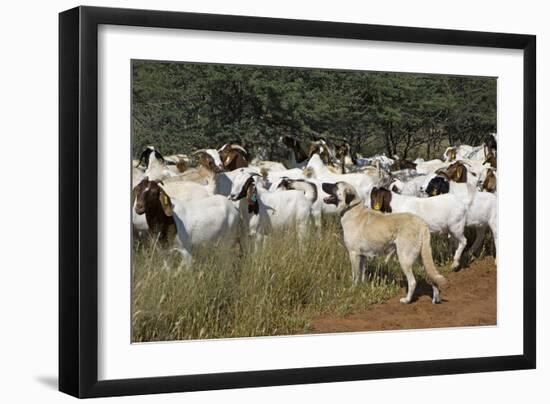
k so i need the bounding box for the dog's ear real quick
[322,182,337,195]
[345,191,355,205]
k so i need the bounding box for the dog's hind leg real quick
[396,247,417,304]
[431,284,441,304]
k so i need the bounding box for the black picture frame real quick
[59,5,536,398]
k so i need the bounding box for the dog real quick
[322,181,448,304]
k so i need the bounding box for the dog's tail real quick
[420,226,448,289]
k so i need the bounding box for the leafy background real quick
[132,60,496,160]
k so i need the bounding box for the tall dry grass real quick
[132,219,489,342]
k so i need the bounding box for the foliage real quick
[132,61,496,160]
[131,219,478,342]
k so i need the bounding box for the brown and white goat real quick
[218,143,249,171]
[280,135,310,168]
[134,178,240,264]
[133,179,177,244]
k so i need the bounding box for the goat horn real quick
[229,144,247,154]
[192,149,208,155]
[218,143,229,152]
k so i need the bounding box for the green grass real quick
[131,219,488,342]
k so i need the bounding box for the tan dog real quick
[322,182,448,304]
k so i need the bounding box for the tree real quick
[132,61,497,161]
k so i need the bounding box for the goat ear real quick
[223,150,237,167]
[456,165,465,182]
[247,184,259,215]
[384,190,393,213]
[176,161,187,173]
[158,189,173,216]
[136,149,149,167]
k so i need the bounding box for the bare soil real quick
[311,257,496,333]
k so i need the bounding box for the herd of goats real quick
[132,134,498,305]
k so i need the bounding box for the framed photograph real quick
[59,6,536,398]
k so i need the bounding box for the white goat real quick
[144,150,177,182]
[229,170,312,248]
[306,154,378,201]
[477,166,497,193]
[131,177,212,237]
[159,190,240,265]
[357,154,395,171]
[414,159,449,175]
[421,175,497,261]
[273,177,325,235]
[389,175,429,197]
[369,187,469,270]
[160,180,211,201]
[421,173,477,207]
[250,159,288,172]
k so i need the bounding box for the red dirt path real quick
[311,257,496,333]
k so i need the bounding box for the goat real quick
[444,142,490,163]
[161,150,228,189]
[436,161,469,183]
[133,179,177,244]
[335,142,354,173]
[135,146,177,182]
[229,170,312,248]
[164,154,190,174]
[309,139,336,166]
[422,175,497,262]
[306,154,379,201]
[250,158,288,172]
[276,177,323,235]
[388,175,429,197]
[132,177,211,237]
[136,146,164,168]
[390,155,417,171]
[280,135,309,168]
[483,150,497,169]
[369,187,468,270]
[443,145,475,162]
[484,133,497,157]
[189,150,262,196]
[478,167,497,193]
[218,143,249,171]
[422,174,477,207]
[414,159,448,175]
[357,154,394,171]
[134,179,240,264]
[193,148,225,172]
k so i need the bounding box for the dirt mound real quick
[311,257,496,333]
